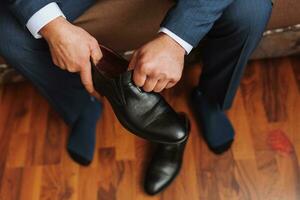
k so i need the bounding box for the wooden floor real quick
[0,56,300,200]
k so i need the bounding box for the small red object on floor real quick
[267,129,294,155]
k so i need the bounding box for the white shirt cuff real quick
[26,2,66,39]
[159,27,193,54]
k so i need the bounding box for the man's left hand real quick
[129,33,185,93]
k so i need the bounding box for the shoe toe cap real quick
[144,173,170,195]
[169,125,187,143]
[148,114,189,144]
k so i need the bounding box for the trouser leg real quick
[198,0,273,110]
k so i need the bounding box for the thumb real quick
[128,51,138,70]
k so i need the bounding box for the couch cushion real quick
[267,0,300,29]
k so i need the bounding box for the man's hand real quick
[129,33,185,93]
[40,17,102,93]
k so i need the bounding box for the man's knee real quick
[223,0,272,38]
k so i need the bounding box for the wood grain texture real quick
[0,56,300,200]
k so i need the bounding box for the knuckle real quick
[140,62,152,73]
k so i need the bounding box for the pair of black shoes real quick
[90,45,189,195]
[90,45,234,195]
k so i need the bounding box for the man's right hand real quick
[40,16,102,93]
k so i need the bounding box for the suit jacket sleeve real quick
[5,0,56,26]
[161,0,234,47]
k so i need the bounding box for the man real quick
[0,0,272,195]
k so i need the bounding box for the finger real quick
[143,77,158,92]
[80,61,94,93]
[133,68,147,87]
[166,81,176,89]
[90,45,102,65]
[128,52,138,70]
[153,79,169,93]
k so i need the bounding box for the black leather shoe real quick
[144,113,190,195]
[190,88,234,154]
[91,45,187,144]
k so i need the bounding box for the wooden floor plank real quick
[19,166,42,200]
[77,167,98,200]
[0,84,27,188]
[229,90,256,160]
[98,147,117,200]
[25,90,50,166]
[0,167,23,200]
[42,110,66,165]
[97,100,117,148]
